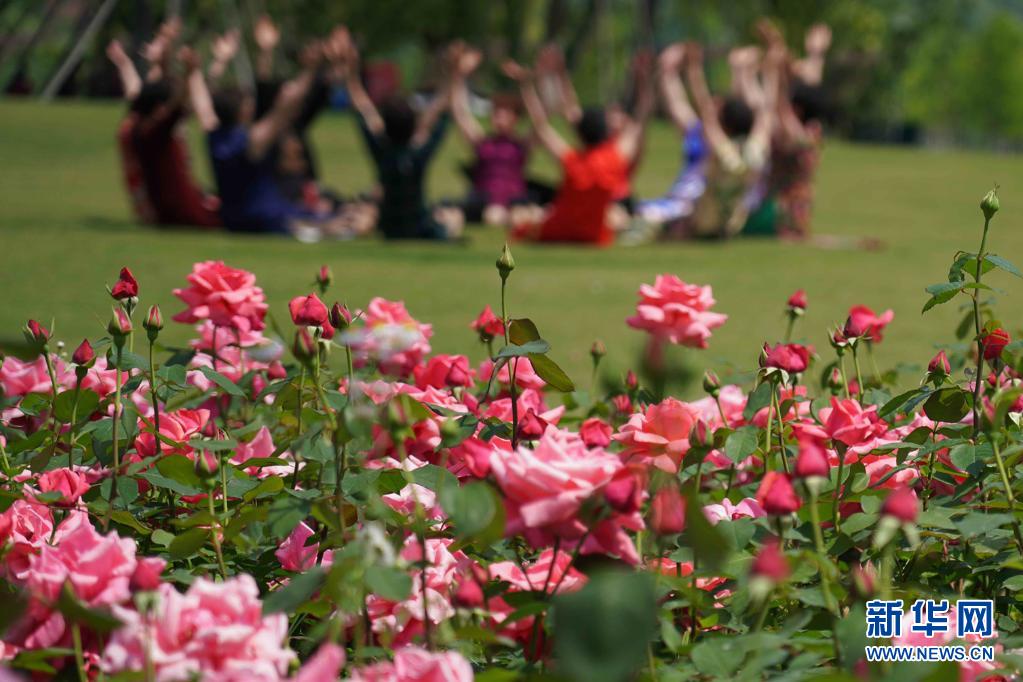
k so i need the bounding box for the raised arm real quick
[185,47,219,132]
[447,42,484,145]
[747,44,781,155]
[729,45,766,110]
[551,48,581,124]
[141,17,181,83]
[254,15,280,81]
[504,60,569,160]
[657,43,697,131]
[106,40,141,102]
[333,28,384,136]
[411,53,453,148]
[684,43,739,163]
[616,50,655,163]
[248,42,321,160]
[208,29,240,84]
[792,22,831,87]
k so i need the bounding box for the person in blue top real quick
[334,27,461,240]
[186,40,350,238]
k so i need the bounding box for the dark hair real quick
[576,106,609,147]
[212,87,244,127]
[380,96,416,146]
[490,92,521,116]
[791,81,828,124]
[131,80,171,116]
[720,96,754,137]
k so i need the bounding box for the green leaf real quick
[365,566,413,601]
[527,353,575,392]
[683,487,730,571]
[411,464,459,494]
[156,454,203,488]
[439,480,499,540]
[263,567,325,615]
[922,281,965,313]
[879,388,929,419]
[743,382,773,421]
[495,340,551,358]
[922,387,971,423]
[267,493,312,538]
[508,318,541,344]
[954,512,1013,539]
[56,582,122,633]
[198,366,246,397]
[53,389,100,423]
[138,471,203,496]
[168,527,209,560]
[948,444,976,471]
[553,571,657,682]
[985,253,1022,278]
[724,426,759,463]
[691,637,745,677]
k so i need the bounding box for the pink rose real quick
[173,261,268,332]
[755,471,802,515]
[760,343,812,374]
[489,427,640,563]
[288,293,329,327]
[0,499,54,581]
[134,408,212,459]
[477,357,546,392]
[293,644,345,682]
[0,355,69,397]
[35,468,90,506]
[613,397,701,473]
[102,575,294,682]
[276,521,333,572]
[350,298,433,377]
[580,417,613,448]
[350,647,473,682]
[626,275,727,348]
[470,305,504,341]
[822,397,888,448]
[846,304,894,343]
[702,497,766,524]
[413,354,474,389]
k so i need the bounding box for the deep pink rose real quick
[881,486,919,523]
[760,343,811,373]
[110,267,138,300]
[36,468,90,506]
[102,575,294,681]
[471,305,504,340]
[134,408,212,459]
[413,354,474,389]
[0,499,54,581]
[613,397,701,473]
[755,471,802,515]
[293,643,345,682]
[350,298,433,377]
[750,538,789,582]
[846,304,894,342]
[350,647,473,682]
[580,417,613,448]
[173,261,268,332]
[650,487,686,535]
[288,293,329,327]
[276,521,333,572]
[981,327,1011,361]
[794,436,831,479]
[626,275,727,348]
[822,397,887,447]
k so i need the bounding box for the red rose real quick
[289,293,329,327]
[794,436,831,479]
[470,305,504,341]
[71,339,95,367]
[580,418,613,448]
[750,538,789,582]
[111,267,139,300]
[928,350,950,376]
[756,471,802,515]
[981,328,1010,361]
[516,408,549,441]
[650,487,686,535]
[787,289,807,312]
[881,486,918,523]
[760,343,811,373]
[36,468,90,506]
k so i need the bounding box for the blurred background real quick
[4,0,1023,148]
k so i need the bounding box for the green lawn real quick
[2,99,1022,394]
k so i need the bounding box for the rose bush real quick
[2,190,1023,680]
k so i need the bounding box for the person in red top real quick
[107,40,154,223]
[504,58,652,245]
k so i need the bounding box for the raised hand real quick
[212,30,240,64]
[179,45,200,73]
[254,15,280,53]
[659,43,686,72]
[805,23,832,55]
[106,39,129,65]
[501,59,531,83]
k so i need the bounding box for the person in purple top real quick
[448,42,531,226]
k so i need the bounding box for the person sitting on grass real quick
[187,41,350,238]
[107,19,219,228]
[503,56,653,246]
[448,41,531,226]
[337,28,461,240]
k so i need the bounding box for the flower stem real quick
[771,389,789,474]
[808,490,837,615]
[972,217,991,439]
[67,378,81,468]
[991,439,1023,555]
[207,490,228,579]
[148,338,161,435]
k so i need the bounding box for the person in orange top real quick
[504,58,652,245]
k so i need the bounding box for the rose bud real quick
[37,468,90,506]
[452,576,484,608]
[827,366,844,394]
[292,327,318,363]
[496,243,515,280]
[689,418,713,449]
[702,370,720,397]
[981,328,1010,361]
[829,327,849,353]
[612,394,632,414]
[794,436,830,481]
[604,468,644,514]
[471,305,504,342]
[842,315,868,340]
[927,350,950,379]
[25,319,51,346]
[786,289,807,314]
[590,339,607,362]
[72,339,95,367]
[650,487,686,535]
[268,360,287,380]
[516,408,548,441]
[750,538,789,583]
[195,453,219,486]
[626,370,639,391]
[131,556,167,591]
[315,265,332,292]
[981,187,1000,221]
[143,305,164,333]
[580,417,613,448]
[755,471,802,515]
[107,307,133,336]
[289,293,329,327]
[329,302,353,331]
[851,563,877,600]
[445,362,472,388]
[760,342,811,374]
[110,267,139,300]
[881,486,918,524]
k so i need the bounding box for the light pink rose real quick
[187,321,275,390]
[613,397,701,473]
[350,647,473,682]
[134,408,212,459]
[0,499,54,581]
[482,388,564,426]
[626,275,727,348]
[490,427,641,563]
[292,643,345,682]
[349,298,433,377]
[231,426,296,479]
[173,260,268,333]
[102,575,294,682]
[0,355,66,396]
[477,357,546,392]
[276,521,333,572]
[702,498,766,524]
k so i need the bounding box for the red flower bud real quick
[329,302,353,331]
[702,370,720,396]
[470,305,504,341]
[110,267,139,300]
[72,339,95,367]
[842,315,868,340]
[650,487,686,535]
[143,305,164,332]
[516,408,548,441]
[787,289,807,312]
[452,576,484,608]
[604,467,644,514]
[881,486,918,524]
[289,293,329,327]
[794,436,831,479]
[981,328,1010,361]
[267,360,287,380]
[26,319,50,344]
[292,327,318,362]
[750,538,789,583]
[689,418,713,449]
[316,265,332,289]
[107,307,133,336]
[580,417,613,448]
[755,471,802,515]
[612,394,632,414]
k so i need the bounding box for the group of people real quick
[109,17,831,245]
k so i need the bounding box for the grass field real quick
[2,99,1023,394]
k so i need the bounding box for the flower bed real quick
[1,191,1022,680]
